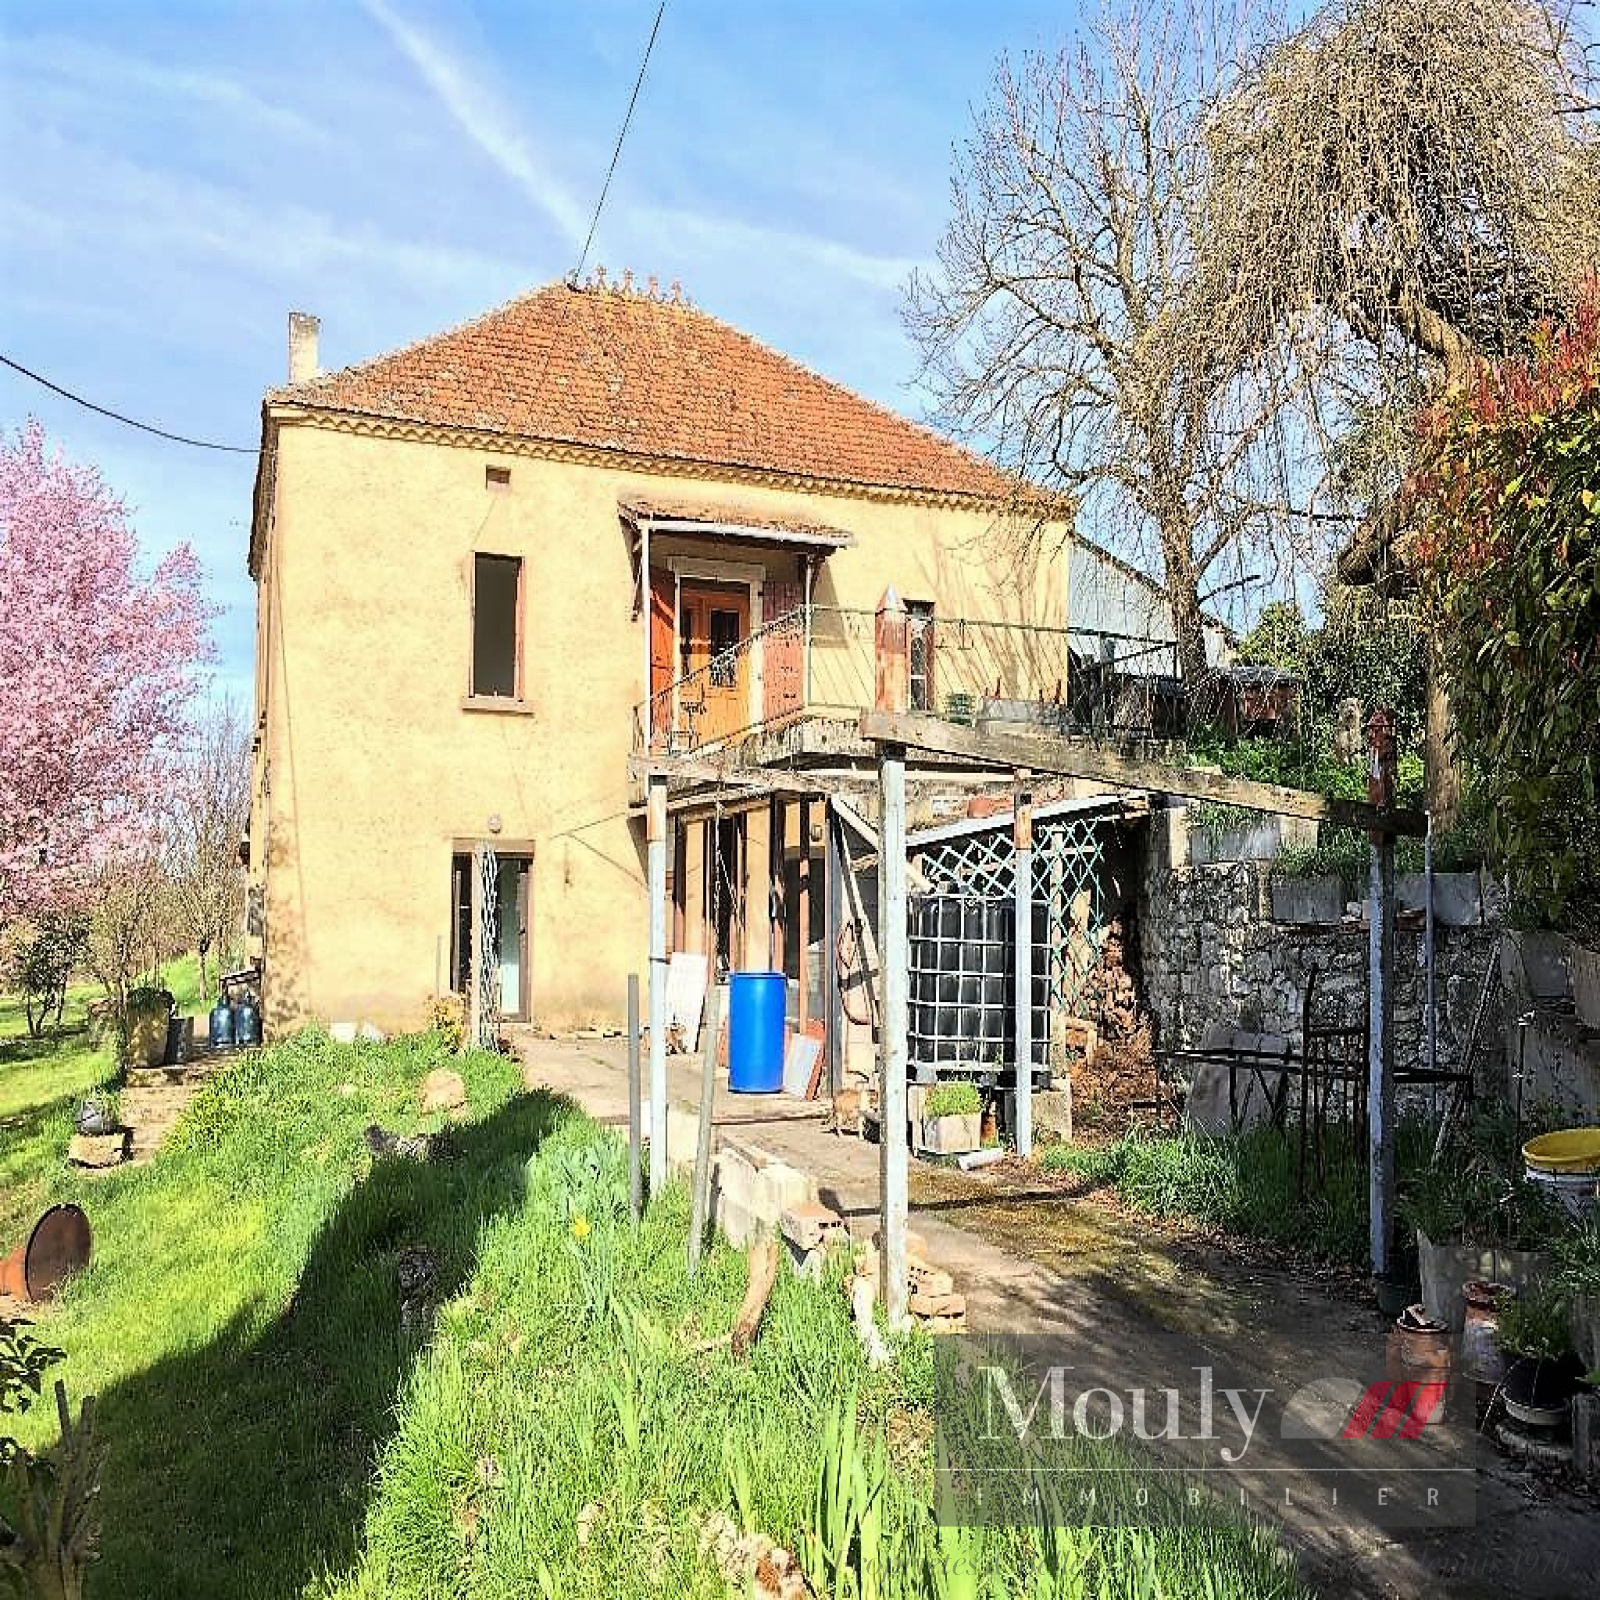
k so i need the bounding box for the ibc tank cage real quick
[904,797,1127,1088]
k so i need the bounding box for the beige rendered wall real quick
[253,421,1066,1035]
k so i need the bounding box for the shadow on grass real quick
[0,1023,94,1072]
[82,1088,568,1599]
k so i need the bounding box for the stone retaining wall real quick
[1136,807,1505,1096]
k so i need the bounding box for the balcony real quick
[632,602,1182,758]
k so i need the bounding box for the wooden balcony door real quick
[678,584,750,745]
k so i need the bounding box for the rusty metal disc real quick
[24,1204,91,1299]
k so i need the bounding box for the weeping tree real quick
[1205,0,1599,815]
[906,1,1327,687]
[1204,0,1600,584]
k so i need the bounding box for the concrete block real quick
[712,1147,758,1211]
[666,1101,701,1176]
[780,1200,844,1252]
[717,1197,758,1248]
[330,1022,358,1044]
[751,1159,815,1223]
[920,1113,981,1155]
[1395,871,1483,927]
[1270,877,1344,925]
[1183,1057,1286,1136]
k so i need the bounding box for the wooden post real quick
[1367,708,1398,1278]
[797,798,812,1034]
[1013,775,1034,1159]
[768,795,784,972]
[874,587,910,1328]
[875,586,909,724]
[825,803,845,1095]
[627,972,642,1223]
[689,982,722,1275]
[647,772,669,1200]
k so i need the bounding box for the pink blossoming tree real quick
[0,420,212,924]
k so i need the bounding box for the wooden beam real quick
[857,712,1427,838]
[629,752,867,800]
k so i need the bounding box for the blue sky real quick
[0,0,1079,704]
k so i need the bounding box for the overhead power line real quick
[3,4,667,458]
[572,1,665,283]
[0,354,259,455]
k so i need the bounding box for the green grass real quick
[1039,1119,1437,1267]
[1,1022,1314,1599]
[1,956,203,1245]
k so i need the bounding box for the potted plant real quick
[921,1081,983,1156]
[1496,1284,1585,1429]
[123,980,174,1069]
[1401,1123,1563,1330]
[1554,1219,1600,1374]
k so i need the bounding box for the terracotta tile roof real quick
[269,281,1016,500]
[616,491,853,544]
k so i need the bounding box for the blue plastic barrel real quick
[727,971,786,1093]
[209,1001,235,1049]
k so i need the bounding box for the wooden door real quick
[648,571,674,748]
[763,578,804,722]
[679,585,750,745]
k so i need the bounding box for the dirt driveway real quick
[518,1035,1598,1599]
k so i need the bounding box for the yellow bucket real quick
[1522,1128,1600,1174]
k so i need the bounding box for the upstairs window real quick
[472,553,522,699]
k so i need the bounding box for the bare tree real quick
[84,847,166,1046]
[907,2,1329,684]
[166,698,250,1000]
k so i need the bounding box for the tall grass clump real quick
[1040,1116,1437,1266]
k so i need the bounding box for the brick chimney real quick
[287,311,320,384]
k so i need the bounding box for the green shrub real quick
[1497,1284,1575,1362]
[1040,1118,1437,1267]
[924,1081,981,1118]
[0,910,90,1037]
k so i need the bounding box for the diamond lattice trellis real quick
[909,815,1109,1013]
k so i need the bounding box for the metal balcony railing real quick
[631,604,1182,756]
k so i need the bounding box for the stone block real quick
[419,1068,466,1115]
[68,1130,128,1168]
[1270,877,1344,925]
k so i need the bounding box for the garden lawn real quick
[0,956,200,1245]
[6,1026,1311,1600]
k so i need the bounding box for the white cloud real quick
[360,0,586,244]
[629,206,922,295]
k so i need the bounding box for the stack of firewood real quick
[1081,918,1140,1041]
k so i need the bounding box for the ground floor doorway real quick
[450,848,532,1021]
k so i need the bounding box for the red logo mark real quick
[1341,1381,1446,1440]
